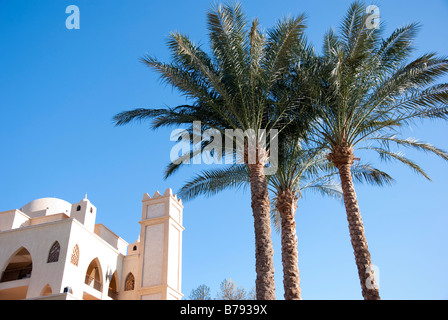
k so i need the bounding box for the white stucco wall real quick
[0,210,30,232]
[0,190,184,300]
[142,223,164,288]
[60,219,125,300]
[0,219,72,298]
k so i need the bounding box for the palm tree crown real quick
[113,2,316,300]
[313,2,448,169]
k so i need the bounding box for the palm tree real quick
[113,2,312,299]
[310,1,448,299]
[268,140,394,300]
[177,136,392,300]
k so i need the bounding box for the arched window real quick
[40,284,52,296]
[85,258,103,292]
[1,247,32,283]
[47,241,60,263]
[70,244,79,266]
[76,205,81,211]
[108,271,119,299]
[90,207,93,213]
[124,272,135,291]
[133,245,137,251]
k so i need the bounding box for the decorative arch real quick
[70,244,79,266]
[84,258,103,292]
[47,241,60,263]
[40,284,52,296]
[108,271,119,299]
[124,272,135,291]
[1,247,33,283]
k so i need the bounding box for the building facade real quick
[0,188,184,300]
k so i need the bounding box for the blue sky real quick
[1,0,447,300]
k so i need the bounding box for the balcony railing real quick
[84,275,102,292]
[0,267,32,283]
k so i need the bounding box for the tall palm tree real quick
[113,2,313,299]
[268,140,394,300]
[177,137,392,300]
[310,1,448,299]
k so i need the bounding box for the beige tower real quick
[137,188,184,300]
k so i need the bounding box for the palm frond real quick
[373,135,448,161]
[177,165,250,201]
[269,199,281,234]
[113,108,169,126]
[363,147,431,180]
[264,14,307,88]
[350,162,394,186]
[376,22,420,72]
[302,181,343,200]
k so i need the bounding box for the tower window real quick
[124,273,135,291]
[47,241,60,263]
[90,207,93,213]
[76,205,81,211]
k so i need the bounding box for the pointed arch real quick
[47,241,60,263]
[1,247,33,283]
[40,284,52,296]
[124,272,135,291]
[84,258,103,292]
[108,271,119,299]
[70,244,79,266]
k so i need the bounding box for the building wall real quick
[60,219,126,300]
[0,210,31,232]
[120,253,139,299]
[0,219,72,298]
[0,190,184,300]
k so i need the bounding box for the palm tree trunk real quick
[276,189,301,300]
[331,148,380,300]
[248,162,276,300]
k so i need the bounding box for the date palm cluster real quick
[114,1,448,300]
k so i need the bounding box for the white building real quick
[0,188,184,300]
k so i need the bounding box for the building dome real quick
[21,197,72,217]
